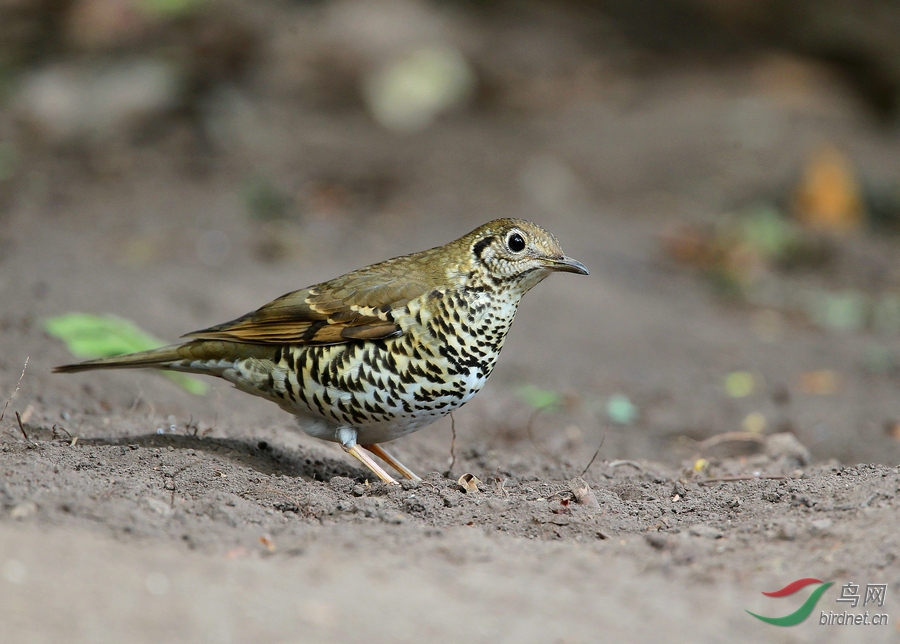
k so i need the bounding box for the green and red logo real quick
[746,578,834,626]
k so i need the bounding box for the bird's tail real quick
[53,341,275,375]
[54,344,190,373]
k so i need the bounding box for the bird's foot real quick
[362,444,422,481]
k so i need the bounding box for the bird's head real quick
[461,218,588,291]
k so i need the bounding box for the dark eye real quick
[507,232,526,253]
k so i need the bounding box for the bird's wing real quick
[182,258,440,345]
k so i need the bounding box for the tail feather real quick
[54,340,278,375]
[53,345,187,373]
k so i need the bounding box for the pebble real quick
[776,521,799,540]
[765,432,810,465]
[688,524,723,539]
[644,533,671,550]
[809,518,833,535]
[146,497,173,516]
[10,502,37,520]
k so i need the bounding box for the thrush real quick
[55,218,588,484]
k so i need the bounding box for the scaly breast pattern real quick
[237,285,522,444]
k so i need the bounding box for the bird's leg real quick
[338,427,398,485]
[362,444,422,481]
[343,445,398,485]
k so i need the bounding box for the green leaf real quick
[606,393,637,425]
[741,205,795,259]
[516,385,562,411]
[724,371,755,398]
[45,313,209,395]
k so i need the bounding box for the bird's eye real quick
[507,232,526,253]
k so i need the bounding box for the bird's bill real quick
[547,256,589,275]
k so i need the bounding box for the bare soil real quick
[1,5,900,642]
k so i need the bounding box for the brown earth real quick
[2,3,900,643]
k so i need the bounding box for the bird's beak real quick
[548,255,589,275]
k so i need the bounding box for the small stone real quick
[569,477,600,510]
[334,500,355,513]
[378,511,405,525]
[403,497,427,514]
[765,432,810,465]
[776,521,799,540]
[3,559,27,584]
[10,502,37,520]
[329,476,355,494]
[400,479,419,490]
[644,533,671,550]
[146,497,173,516]
[688,524,723,539]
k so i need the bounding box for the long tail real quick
[53,341,274,375]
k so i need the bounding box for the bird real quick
[55,218,588,484]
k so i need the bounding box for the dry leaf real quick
[457,473,481,493]
[885,422,900,442]
[792,145,864,234]
[798,370,839,395]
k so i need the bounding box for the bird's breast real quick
[236,286,524,442]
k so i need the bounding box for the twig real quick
[698,475,790,485]
[579,432,606,477]
[265,485,315,518]
[0,356,28,424]
[447,412,457,472]
[493,473,509,498]
[609,459,644,471]
[698,431,765,450]
[15,411,29,442]
[51,425,72,441]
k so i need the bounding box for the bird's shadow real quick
[77,432,367,482]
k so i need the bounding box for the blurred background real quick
[3,0,900,470]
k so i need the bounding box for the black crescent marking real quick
[472,235,495,260]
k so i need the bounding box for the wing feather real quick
[182,254,441,345]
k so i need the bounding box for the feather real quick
[181,253,446,346]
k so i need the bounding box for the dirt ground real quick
[2,2,900,643]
